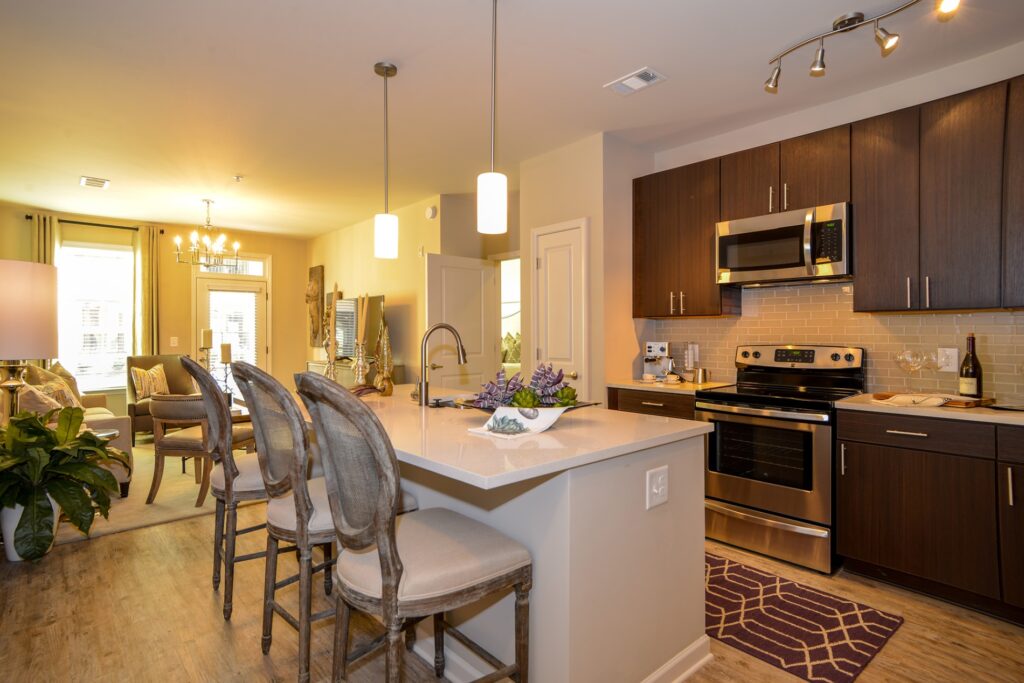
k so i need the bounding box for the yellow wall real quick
[306,195,442,374]
[439,191,521,258]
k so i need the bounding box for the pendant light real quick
[374,62,399,259]
[477,0,507,235]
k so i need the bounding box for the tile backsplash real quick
[655,283,1024,401]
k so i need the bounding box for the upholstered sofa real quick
[126,354,198,444]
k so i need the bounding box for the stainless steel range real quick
[695,344,865,573]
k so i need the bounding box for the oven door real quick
[696,402,832,525]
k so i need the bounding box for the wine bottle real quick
[958,333,983,398]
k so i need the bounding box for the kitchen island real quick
[356,385,714,683]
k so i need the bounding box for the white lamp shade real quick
[0,260,58,360]
[476,171,508,234]
[374,213,399,259]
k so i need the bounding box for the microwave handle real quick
[803,209,815,276]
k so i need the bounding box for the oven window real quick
[719,225,805,271]
[708,420,813,490]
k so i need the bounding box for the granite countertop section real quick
[837,393,1024,427]
[606,379,732,395]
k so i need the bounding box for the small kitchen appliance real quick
[695,344,866,573]
[642,341,673,379]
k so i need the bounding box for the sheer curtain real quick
[31,213,61,266]
[133,225,159,355]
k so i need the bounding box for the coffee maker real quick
[643,341,674,379]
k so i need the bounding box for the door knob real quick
[429,363,444,370]
[566,371,579,380]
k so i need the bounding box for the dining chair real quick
[295,371,533,683]
[181,356,268,621]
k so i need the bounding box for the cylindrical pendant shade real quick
[477,172,508,234]
[374,213,399,259]
[0,260,58,360]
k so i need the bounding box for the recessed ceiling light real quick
[79,175,110,189]
[603,67,667,96]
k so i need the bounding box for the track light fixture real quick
[763,0,960,92]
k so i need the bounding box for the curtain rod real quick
[24,214,139,232]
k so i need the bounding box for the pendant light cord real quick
[384,71,389,214]
[490,0,497,173]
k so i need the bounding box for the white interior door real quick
[533,219,588,399]
[425,254,499,394]
[195,277,268,394]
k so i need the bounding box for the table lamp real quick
[0,260,58,419]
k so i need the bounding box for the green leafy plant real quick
[487,415,528,435]
[554,385,578,407]
[510,388,541,408]
[0,408,129,560]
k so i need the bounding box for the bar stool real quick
[181,356,269,621]
[296,371,533,683]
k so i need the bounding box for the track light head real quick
[764,63,781,93]
[937,0,960,20]
[810,41,826,76]
[874,22,900,54]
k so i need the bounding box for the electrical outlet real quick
[645,466,669,510]
[938,347,958,372]
[169,336,179,348]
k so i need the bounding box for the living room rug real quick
[54,444,260,545]
[705,553,903,683]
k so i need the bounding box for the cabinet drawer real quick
[838,410,995,459]
[615,389,695,420]
[998,426,1024,464]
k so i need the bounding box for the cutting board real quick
[871,392,995,408]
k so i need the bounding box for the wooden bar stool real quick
[181,356,269,621]
[296,371,533,683]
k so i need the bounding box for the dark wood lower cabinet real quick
[836,441,1000,599]
[999,463,1024,608]
[607,388,694,420]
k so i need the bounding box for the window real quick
[200,257,264,276]
[57,244,135,391]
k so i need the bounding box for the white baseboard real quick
[642,635,713,683]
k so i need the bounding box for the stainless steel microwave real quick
[715,202,850,285]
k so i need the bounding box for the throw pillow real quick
[17,383,62,414]
[131,364,170,399]
[48,361,83,401]
[34,378,82,409]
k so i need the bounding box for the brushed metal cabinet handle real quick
[641,401,665,407]
[840,443,847,476]
[769,185,774,213]
[679,291,686,314]
[886,429,929,438]
[1010,467,1016,508]
[925,276,931,309]
[906,276,912,309]
[783,182,789,210]
[669,291,675,315]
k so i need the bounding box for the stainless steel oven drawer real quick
[706,499,833,573]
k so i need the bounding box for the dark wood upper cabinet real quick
[999,463,1024,608]
[852,108,921,312]
[1003,76,1024,307]
[720,143,780,221]
[836,441,1000,599]
[633,171,679,317]
[920,82,1007,310]
[780,125,851,210]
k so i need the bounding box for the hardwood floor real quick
[2,507,1022,682]
[696,541,1024,683]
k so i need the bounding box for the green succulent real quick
[510,388,541,408]
[487,415,528,435]
[554,385,578,407]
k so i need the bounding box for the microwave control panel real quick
[811,220,843,263]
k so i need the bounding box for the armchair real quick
[79,393,135,498]
[126,354,198,444]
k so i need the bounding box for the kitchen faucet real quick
[418,323,468,406]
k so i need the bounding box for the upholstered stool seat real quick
[337,507,531,602]
[211,452,266,494]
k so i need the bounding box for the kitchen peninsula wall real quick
[655,284,1024,401]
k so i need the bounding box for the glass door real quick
[195,277,267,396]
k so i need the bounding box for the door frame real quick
[530,217,590,396]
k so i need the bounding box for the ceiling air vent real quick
[79,175,110,189]
[603,67,667,95]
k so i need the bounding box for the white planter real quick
[1,494,60,562]
[485,406,569,436]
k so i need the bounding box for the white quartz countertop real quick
[606,379,732,395]
[837,393,1024,426]
[357,385,713,489]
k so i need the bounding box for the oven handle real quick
[695,401,831,423]
[706,500,829,538]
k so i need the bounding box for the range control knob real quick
[831,353,841,362]
[844,353,855,362]
[741,351,750,359]
[752,351,761,359]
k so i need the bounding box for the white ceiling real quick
[0,0,1021,237]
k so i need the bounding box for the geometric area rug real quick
[705,553,903,683]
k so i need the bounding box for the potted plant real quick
[475,365,580,435]
[0,407,129,561]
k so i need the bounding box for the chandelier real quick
[173,199,240,270]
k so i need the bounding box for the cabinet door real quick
[1004,76,1024,307]
[632,171,679,317]
[999,463,1024,608]
[779,125,851,210]
[675,158,735,316]
[720,143,779,220]
[836,441,1000,598]
[920,82,1006,310]
[852,108,921,311]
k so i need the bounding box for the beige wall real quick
[439,191,521,258]
[0,200,33,260]
[656,284,1024,401]
[306,195,442,374]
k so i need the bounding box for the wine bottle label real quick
[959,378,978,396]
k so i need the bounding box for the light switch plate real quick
[646,465,669,510]
[938,347,958,372]
[169,336,179,348]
